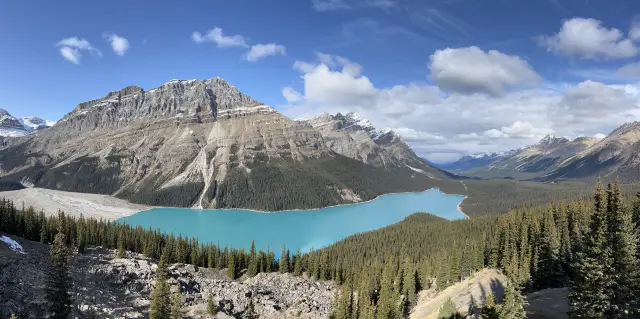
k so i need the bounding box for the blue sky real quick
[3,0,640,161]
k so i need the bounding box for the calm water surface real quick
[118,189,465,252]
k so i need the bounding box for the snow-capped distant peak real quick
[0,108,55,137]
[371,128,394,140]
[20,116,55,130]
[343,112,375,131]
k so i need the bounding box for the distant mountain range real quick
[444,123,640,182]
[0,109,55,137]
[0,78,459,210]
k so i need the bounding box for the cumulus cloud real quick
[103,33,129,56]
[280,53,640,160]
[55,37,101,64]
[552,80,636,126]
[192,27,248,48]
[483,129,508,139]
[538,18,638,59]
[429,46,541,97]
[245,43,286,62]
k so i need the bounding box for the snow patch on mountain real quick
[0,235,25,254]
[0,108,55,137]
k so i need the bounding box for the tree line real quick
[1,181,639,318]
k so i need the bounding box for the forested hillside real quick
[1,181,639,318]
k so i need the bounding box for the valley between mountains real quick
[3,77,640,319]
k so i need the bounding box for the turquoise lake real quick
[118,189,466,253]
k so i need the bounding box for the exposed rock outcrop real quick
[0,235,336,319]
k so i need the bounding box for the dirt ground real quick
[0,188,150,221]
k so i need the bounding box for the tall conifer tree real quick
[45,230,73,319]
[569,182,610,318]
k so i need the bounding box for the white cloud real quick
[282,87,303,103]
[311,0,395,11]
[594,133,607,139]
[552,80,637,126]
[630,18,640,42]
[192,27,248,48]
[500,121,554,139]
[312,0,349,11]
[55,37,101,64]
[538,17,638,59]
[429,46,541,97]
[617,62,640,77]
[59,47,81,64]
[245,43,286,62]
[483,129,508,139]
[103,33,129,56]
[280,53,640,158]
[391,128,444,142]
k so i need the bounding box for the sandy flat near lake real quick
[0,188,150,221]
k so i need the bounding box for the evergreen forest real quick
[1,181,639,318]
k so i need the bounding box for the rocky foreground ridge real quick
[0,235,336,319]
[0,77,458,210]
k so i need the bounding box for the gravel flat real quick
[0,188,150,221]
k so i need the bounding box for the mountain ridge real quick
[0,77,457,210]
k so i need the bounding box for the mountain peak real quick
[60,77,263,126]
[539,134,569,146]
[0,109,54,137]
[609,121,640,137]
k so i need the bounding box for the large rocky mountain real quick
[306,112,445,178]
[0,78,455,210]
[459,135,601,179]
[538,122,640,182]
[0,109,54,137]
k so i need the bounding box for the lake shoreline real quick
[135,187,468,219]
[0,186,469,221]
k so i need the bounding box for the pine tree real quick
[117,230,125,258]
[293,248,303,276]
[378,257,400,319]
[438,297,461,319]
[207,245,215,268]
[45,230,73,319]
[498,284,526,319]
[569,182,611,318]
[227,249,237,279]
[605,182,639,318]
[331,284,353,319]
[536,207,563,288]
[279,244,290,273]
[190,242,198,266]
[480,294,499,319]
[245,298,256,319]
[150,250,172,319]
[207,292,217,315]
[171,290,182,319]
[77,223,86,254]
